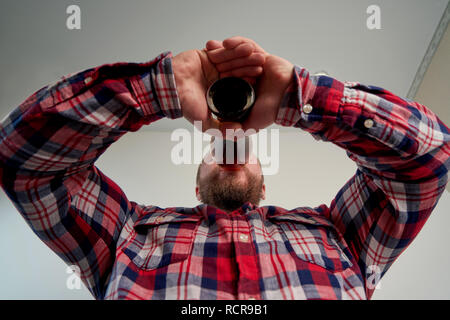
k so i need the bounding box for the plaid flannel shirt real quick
[0,52,448,300]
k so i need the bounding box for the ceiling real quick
[0,0,448,133]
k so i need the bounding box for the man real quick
[0,36,448,300]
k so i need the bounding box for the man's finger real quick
[223,36,254,49]
[216,53,265,73]
[219,66,263,78]
[206,42,253,64]
[205,40,223,51]
[223,36,266,54]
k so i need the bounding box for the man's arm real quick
[0,52,182,298]
[207,36,449,298]
[275,67,449,298]
[0,44,265,298]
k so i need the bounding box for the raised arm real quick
[0,52,182,298]
[277,68,449,298]
[0,45,266,298]
[206,36,450,298]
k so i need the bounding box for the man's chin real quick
[198,165,263,211]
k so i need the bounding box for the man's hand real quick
[205,36,295,132]
[172,44,265,133]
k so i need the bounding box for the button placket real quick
[232,214,260,300]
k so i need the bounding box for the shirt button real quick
[239,234,249,242]
[303,104,313,114]
[364,119,374,128]
[84,76,93,85]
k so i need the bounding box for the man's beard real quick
[198,166,263,212]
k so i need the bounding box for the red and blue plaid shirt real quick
[0,52,448,300]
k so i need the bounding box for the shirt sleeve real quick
[0,52,182,299]
[276,66,450,298]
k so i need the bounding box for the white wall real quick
[415,22,450,126]
[414,22,450,192]
[1,129,448,299]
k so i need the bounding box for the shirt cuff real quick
[130,51,183,120]
[275,66,344,128]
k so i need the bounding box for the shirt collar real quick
[193,202,258,217]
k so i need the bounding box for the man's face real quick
[196,152,266,212]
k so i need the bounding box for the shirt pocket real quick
[123,210,202,271]
[269,213,353,272]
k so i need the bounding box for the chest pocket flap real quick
[269,212,353,271]
[123,210,202,271]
